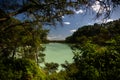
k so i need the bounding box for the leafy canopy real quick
[0,0,120,25]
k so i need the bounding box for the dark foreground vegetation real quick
[1,11,120,80]
[63,19,120,80]
[0,0,120,80]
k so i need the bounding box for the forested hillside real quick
[66,19,120,45]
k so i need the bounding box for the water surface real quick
[43,43,74,70]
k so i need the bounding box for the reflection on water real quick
[43,43,74,70]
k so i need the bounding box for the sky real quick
[44,1,120,40]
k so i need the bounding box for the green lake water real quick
[43,43,74,70]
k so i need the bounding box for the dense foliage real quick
[66,19,120,45]
[0,58,46,80]
[0,17,48,62]
[0,0,120,25]
[0,0,120,80]
[0,17,48,79]
[1,14,120,80]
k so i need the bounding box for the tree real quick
[0,0,74,25]
[0,0,120,79]
[65,19,120,45]
[63,41,120,80]
[0,0,120,25]
[0,17,48,79]
[0,58,47,80]
[44,62,59,74]
[0,17,48,64]
[64,19,120,80]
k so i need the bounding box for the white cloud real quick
[70,29,76,33]
[106,19,113,22]
[96,19,114,23]
[91,1,111,13]
[91,1,102,13]
[63,22,70,25]
[62,16,65,18]
[74,9,84,14]
[87,22,93,25]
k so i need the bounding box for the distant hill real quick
[48,40,65,43]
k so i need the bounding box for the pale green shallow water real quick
[43,43,74,70]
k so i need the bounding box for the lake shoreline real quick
[43,43,74,71]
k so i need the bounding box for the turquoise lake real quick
[43,43,74,70]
